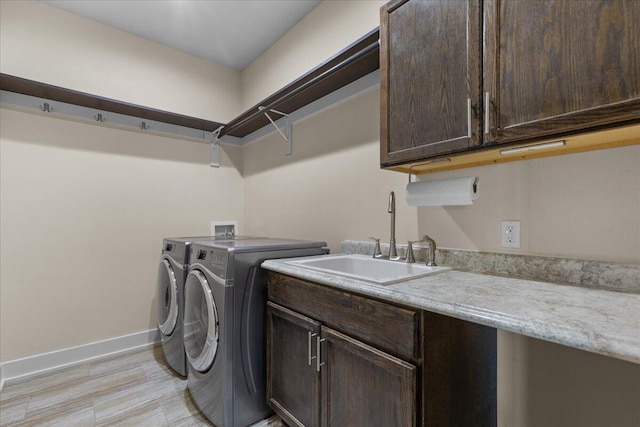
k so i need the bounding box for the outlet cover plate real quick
[501,220,521,248]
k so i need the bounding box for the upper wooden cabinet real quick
[380,0,482,166]
[484,0,640,146]
[381,0,640,170]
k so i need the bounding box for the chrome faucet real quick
[388,191,398,259]
[406,235,438,265]
[421,235,437,266]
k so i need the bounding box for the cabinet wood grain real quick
[484,0,640,144]
[321,326,417,427]
[266,303,321,427]
[266,271,497,426]
[381,0,482,166]
[268,272,420,362]
[381,0,640,171]
[422,311,497,426]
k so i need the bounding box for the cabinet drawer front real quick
[268,272,420,362]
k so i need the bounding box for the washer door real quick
[184,270,219,373]
[157,259,178,336]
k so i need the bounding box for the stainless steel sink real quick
[286,254,451,285]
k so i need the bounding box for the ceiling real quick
[41,0,322,71]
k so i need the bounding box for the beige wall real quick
[0,107,243,360]
[0,0,240,122]
[240,0,386,111]
[498,334,640,427]
[415,145,640,262]
[241,87,418,252]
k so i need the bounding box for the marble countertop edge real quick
[262,259,640,365]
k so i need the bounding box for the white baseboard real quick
[0,329,160,388]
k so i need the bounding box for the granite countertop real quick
[262,251,640,365]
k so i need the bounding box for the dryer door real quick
[184,270,220,373]
[157,258,179,336]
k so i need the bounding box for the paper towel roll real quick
[405,176,478,206]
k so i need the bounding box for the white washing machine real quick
[156,236,259,376]
[184,238,326,426]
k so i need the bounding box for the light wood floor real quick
[0,344,285,426]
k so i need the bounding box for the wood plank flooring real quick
[0,344,285,426]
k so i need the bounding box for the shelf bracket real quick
[209,125,224,168]
[258,106,292,155]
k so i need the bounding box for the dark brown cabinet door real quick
[381,0,482,167]
[484,0,640,145]
[266,302,321,427]
[320,326,417,427]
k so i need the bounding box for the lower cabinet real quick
[266,272,497,427]
[321,326,417,426]
[267,303,321,427]
[267,302,416,426]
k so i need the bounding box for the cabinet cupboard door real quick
[381,0,482,167]
[266,302,321,427]
[484,0,640,144]
[320,326,417,427]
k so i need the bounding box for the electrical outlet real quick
[501,220,521,248]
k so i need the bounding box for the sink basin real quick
[286,254,451,285]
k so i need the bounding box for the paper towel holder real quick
[408,161,478,190]
[405,175,479,206]
[407,158,452,183]
[408,163,478,194]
